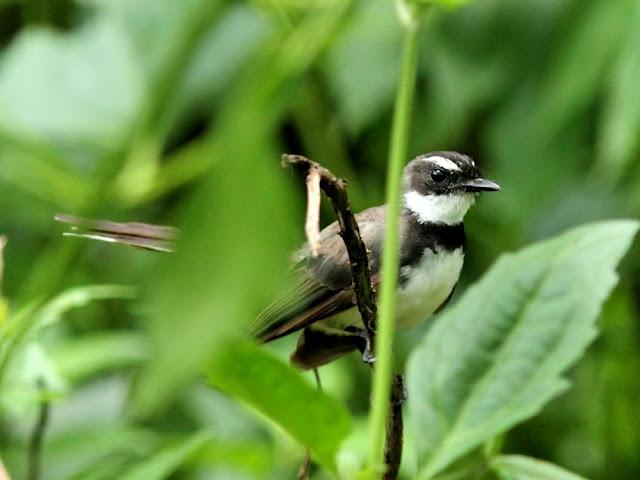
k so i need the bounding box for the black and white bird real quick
[252,151,499,369]
[56,151,499,370]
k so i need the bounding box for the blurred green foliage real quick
[0,0,639,479]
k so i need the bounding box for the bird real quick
[55,151,499,370]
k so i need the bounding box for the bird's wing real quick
[251,206,385,342]
[55,214,179,252]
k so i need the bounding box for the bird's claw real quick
[345,326,376,366]
[361,328,376,366]
[362,347,376,365]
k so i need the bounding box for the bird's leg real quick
[312,368,323,392]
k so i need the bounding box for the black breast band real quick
[399,215,466,269]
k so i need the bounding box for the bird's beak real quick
[463,177,501,192]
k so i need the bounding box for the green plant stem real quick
[368,16,422,478]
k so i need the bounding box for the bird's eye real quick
[431,168,446,182]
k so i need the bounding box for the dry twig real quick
[384,375,406,479]
[305,168,322,256]
[282,154,404,479]
[282,154,377,355]
[0,457,11,480]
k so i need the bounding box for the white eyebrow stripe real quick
[429,156,461,171]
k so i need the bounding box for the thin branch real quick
[384,375,405,480]
[283,154,404,479]
[27,379,50,480]
[282,154,377,354]
[312,368,323,392]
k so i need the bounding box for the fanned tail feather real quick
[55,214,179,253]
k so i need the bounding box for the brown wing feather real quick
[251,206,385,342]
[258,289,355,342]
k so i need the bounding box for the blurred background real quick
[0,0,639,478]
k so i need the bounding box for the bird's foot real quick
[345,326,376,366]
[362,345,376,365]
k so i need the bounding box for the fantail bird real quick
[56,151,500,369]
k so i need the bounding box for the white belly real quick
[315,247,464,334]
[395,247,464,329]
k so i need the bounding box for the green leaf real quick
[428,0,472,6]
[81,0,219,82]
[490,455,588,480]
[208,339,352,473]
[50,331,149,384]
[528,0,633,140]
[27,285,136,333]
[407,221,639,479]
[0,285,136,380]
[119,431,212,480]
[595,2,640,182]
[169,5,270,136]
[131,0,350,416]
[407,0,473,8]
[0,343,66,417]
[323,0,402,134]
[0,18,144,158]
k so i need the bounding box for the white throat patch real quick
[404,191,475,225]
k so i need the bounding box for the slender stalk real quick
[368,14,423,478]
[27,380,50,480]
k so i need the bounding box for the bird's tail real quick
[54,214,179,253]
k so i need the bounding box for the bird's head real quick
[402,151,500,225]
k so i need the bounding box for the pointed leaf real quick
[323,0,402,134]
[490,455,588,480]
[528,0,633,140]
[50,331,149,383]
[408,221,639,479]
[0,285,136,380]
[119,431,212,480]
[0,19,144,156]
[208,339,352,473]
[595,3,640,181]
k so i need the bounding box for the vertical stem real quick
[368,17,422,478]
[27,380,50,480]
[383,375,406,479]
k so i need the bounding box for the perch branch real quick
[282,154,377,356]
[384,375,405,479]
[282,154,403,479]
